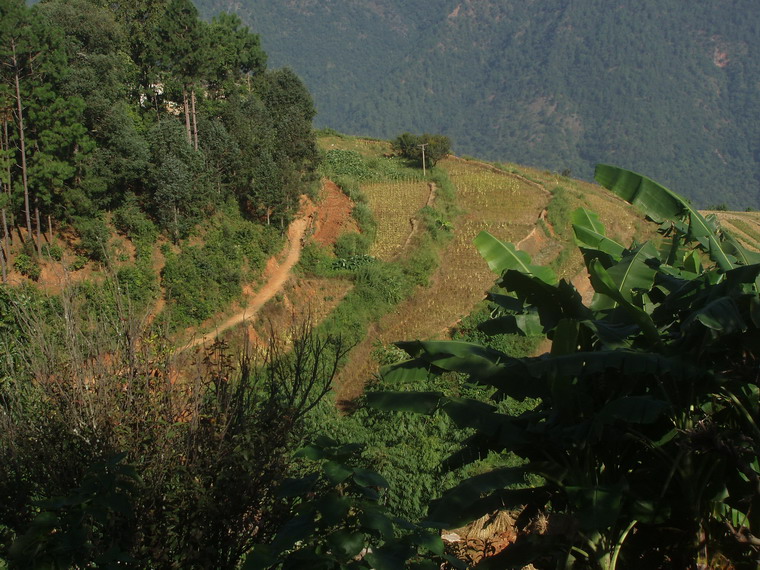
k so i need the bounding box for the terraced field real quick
[363,179,432,259]
[334,157,554,400]
[711,211,760,252]
[220,133,751,402]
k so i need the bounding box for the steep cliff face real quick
[196,0,760,208]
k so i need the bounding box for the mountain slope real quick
[195,0,760,209]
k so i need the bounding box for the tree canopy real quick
[0,0,317,252]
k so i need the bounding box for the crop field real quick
[335,157,555,400]
[396,158,549,329]
[362,179,432,259]
[710,211,760,252]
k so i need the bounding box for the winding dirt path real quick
[176,208,312,355]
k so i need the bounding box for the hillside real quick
[4,126,760,564]
[182,134,760,401]
[194,0,760,210]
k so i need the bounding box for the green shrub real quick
[42,244,63,262]
[13,254,40,281]
[354,262,408,306]
[546,185,574,239]
[332,176,365,202]
[113,195,158,243]
[334,232,371,259]
[351,203,376,238]
[116,264,157,308]
[298,241,334,277]
[400,239,439,287]
[67,256,87,272]
[74,216,112,263]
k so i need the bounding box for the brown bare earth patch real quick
[311,179,358,247]
[3,226,140,294]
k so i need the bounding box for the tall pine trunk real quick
[183,89,192,145]
[34,201,42,257]
[191,89,199,151]
[0,241,6,284]
[1,209,9,262]
[11,39,32,244]
[2,115,12,249]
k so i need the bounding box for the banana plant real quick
[369,167,760,568]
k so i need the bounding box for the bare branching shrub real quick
[0,286,349,568]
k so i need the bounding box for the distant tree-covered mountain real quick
[194,0,760,209]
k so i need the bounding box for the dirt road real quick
[176,213,311,354]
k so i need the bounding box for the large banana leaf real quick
[477,312,544,336]
[722,231,760,266]
[572,207,626,259]
[393,340,513,378]
[588,259,662,345]
[592,242,659,311]
[500,271,591,330]
[595,164,735,271]
[474,231,557,284]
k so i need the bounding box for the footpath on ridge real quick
[176,198,315,355]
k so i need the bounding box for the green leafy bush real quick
[74,216,112,263]
[42,244,63,262]
[12,254,40,281]
[334,231,371,259]
[351,203,376,238]
[116,264,157,308]
[113,194,158,243]
[298,241,334,277]
[354,261,409,306]
[13,253,42,281]
[67,256,87,272]
[332,175,365,202]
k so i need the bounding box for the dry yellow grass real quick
[363,179,432,259]
[383,158,549,332]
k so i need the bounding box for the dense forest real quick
[195,0,760,210]
[0,0,317,284]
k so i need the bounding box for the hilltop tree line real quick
[0,0,318,274]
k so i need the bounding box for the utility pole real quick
[418,143,428,177]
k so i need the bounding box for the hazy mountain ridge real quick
[196,0,760,208]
